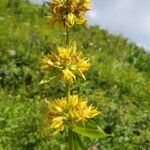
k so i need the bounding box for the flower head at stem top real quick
[47,0,91,28]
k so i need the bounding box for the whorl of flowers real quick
[48,0,91,27]
[41,0,104,144]
[46,95,100,135]
[41,44,90,83]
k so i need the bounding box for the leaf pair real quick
[70,121,113,150]
[73,126,112,139]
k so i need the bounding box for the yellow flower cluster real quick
[46,95,100,134]
[48,0,91,27]
[42,44,90,83]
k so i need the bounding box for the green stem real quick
[66,83,74,150]
[66,26,70,47]
[65,24,73,150]
[68,129,74,150]
[66,83,70,103]
[64,11,73,149]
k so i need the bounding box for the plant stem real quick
[65,24,70,104]
[65,22,73,150]
[66,26,70,47]
[65,82,72,150]
[68,128,74,150]
[66,82,73,150]
[66,83,70,103]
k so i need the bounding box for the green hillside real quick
[0,0,150,149]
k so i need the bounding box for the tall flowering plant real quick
[41,0,110,149]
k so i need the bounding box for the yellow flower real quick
[41,44,90,83]
[62,69,76,83]
[50,116,65,134]
[47,0,91,27]
[57,46,74,61]
[41,54,54,69]
[46,95,100,134]
[69,95,100,122]
[78,0,91,11]
[49,0,65,14]
[77,59,90,80]
[75,17,87,25]
[64,13,75,27]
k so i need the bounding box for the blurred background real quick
[0,0,150,150]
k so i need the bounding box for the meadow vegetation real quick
[0,0,150,149]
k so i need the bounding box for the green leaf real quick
[73,133,85,150]
[72,126,112,139]
[68,131,85,150]
[84,120,99,128]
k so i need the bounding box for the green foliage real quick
[0,1,150,149]
[73,126,110,139]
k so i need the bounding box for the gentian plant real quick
[41,0,111,149]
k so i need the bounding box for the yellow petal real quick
[75,17,87,25]
[62,69,76,83]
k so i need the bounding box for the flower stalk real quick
[66,26,70,46]
[66,82,70,103]
[41,0,108,149]
[68,129,74,150]
[65,10,73,149]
